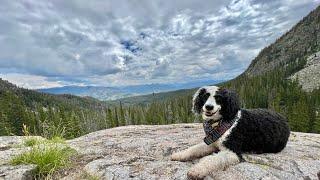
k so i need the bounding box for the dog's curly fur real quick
[171,86,290,179]
[225,109,290,156]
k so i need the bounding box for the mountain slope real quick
[245,6,320,76]
[289,51,320,91]
[107,88,196,106]
[0,78,106,110]
[0,78,108,137]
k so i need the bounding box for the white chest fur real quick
[215,110,241,151]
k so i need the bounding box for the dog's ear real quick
[218,88,240,120]
[192,88,207,114]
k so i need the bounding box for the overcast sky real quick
[0,0,319,89]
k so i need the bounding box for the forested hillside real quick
[0,77,200,139]
[222,5,320,132]
[0,79,108,138]
[107,88,195,106]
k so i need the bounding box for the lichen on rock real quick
[290,51,320,92]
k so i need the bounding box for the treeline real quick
[0,90,106,138]
[105,97,199,128]
[223,60,320,133]
[0,89,200,139]
[106,67,320,134]
[0,78,110,139]
[105,50,320,133]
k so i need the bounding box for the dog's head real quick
[192,86,240,122]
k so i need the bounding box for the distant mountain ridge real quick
[0,78,105,110]
[37,79,222,101]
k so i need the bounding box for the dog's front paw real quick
[171,151,191,162]
[187,166,209,180]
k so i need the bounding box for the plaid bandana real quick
[203,110,241,145]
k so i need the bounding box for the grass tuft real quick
[24,137,42,147]
[23,136,66,147]
[49,136,66,144]
[11,138,76,179]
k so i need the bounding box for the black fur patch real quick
[215,89,240,121]
[193,88,210,114]
[223,109,290,155]
[214,89,290,156]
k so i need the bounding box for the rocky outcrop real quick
[245,6,320,77]
[1,124,320,180]
[0,137,35,180]
[290,51,320,92]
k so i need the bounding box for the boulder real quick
[0,136,35,180]
[66,124,320,180]
[1,124,320,179]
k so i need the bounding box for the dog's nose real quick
[205,105,214,111]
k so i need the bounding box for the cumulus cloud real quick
[0,0,319,88]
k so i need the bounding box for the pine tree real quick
[119,101,126,126]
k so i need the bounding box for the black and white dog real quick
[171,86,290,179]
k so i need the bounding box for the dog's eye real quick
[214,95,222,102]
[201,92,210,97]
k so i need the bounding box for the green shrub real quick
[23,137,43,147]
[11,142,76,178]
[23,136,66,147]
[49,136,66,144]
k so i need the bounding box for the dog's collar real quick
[203,110,241,145]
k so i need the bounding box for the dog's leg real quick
[187,150,240,179]
[171,142,217,162]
